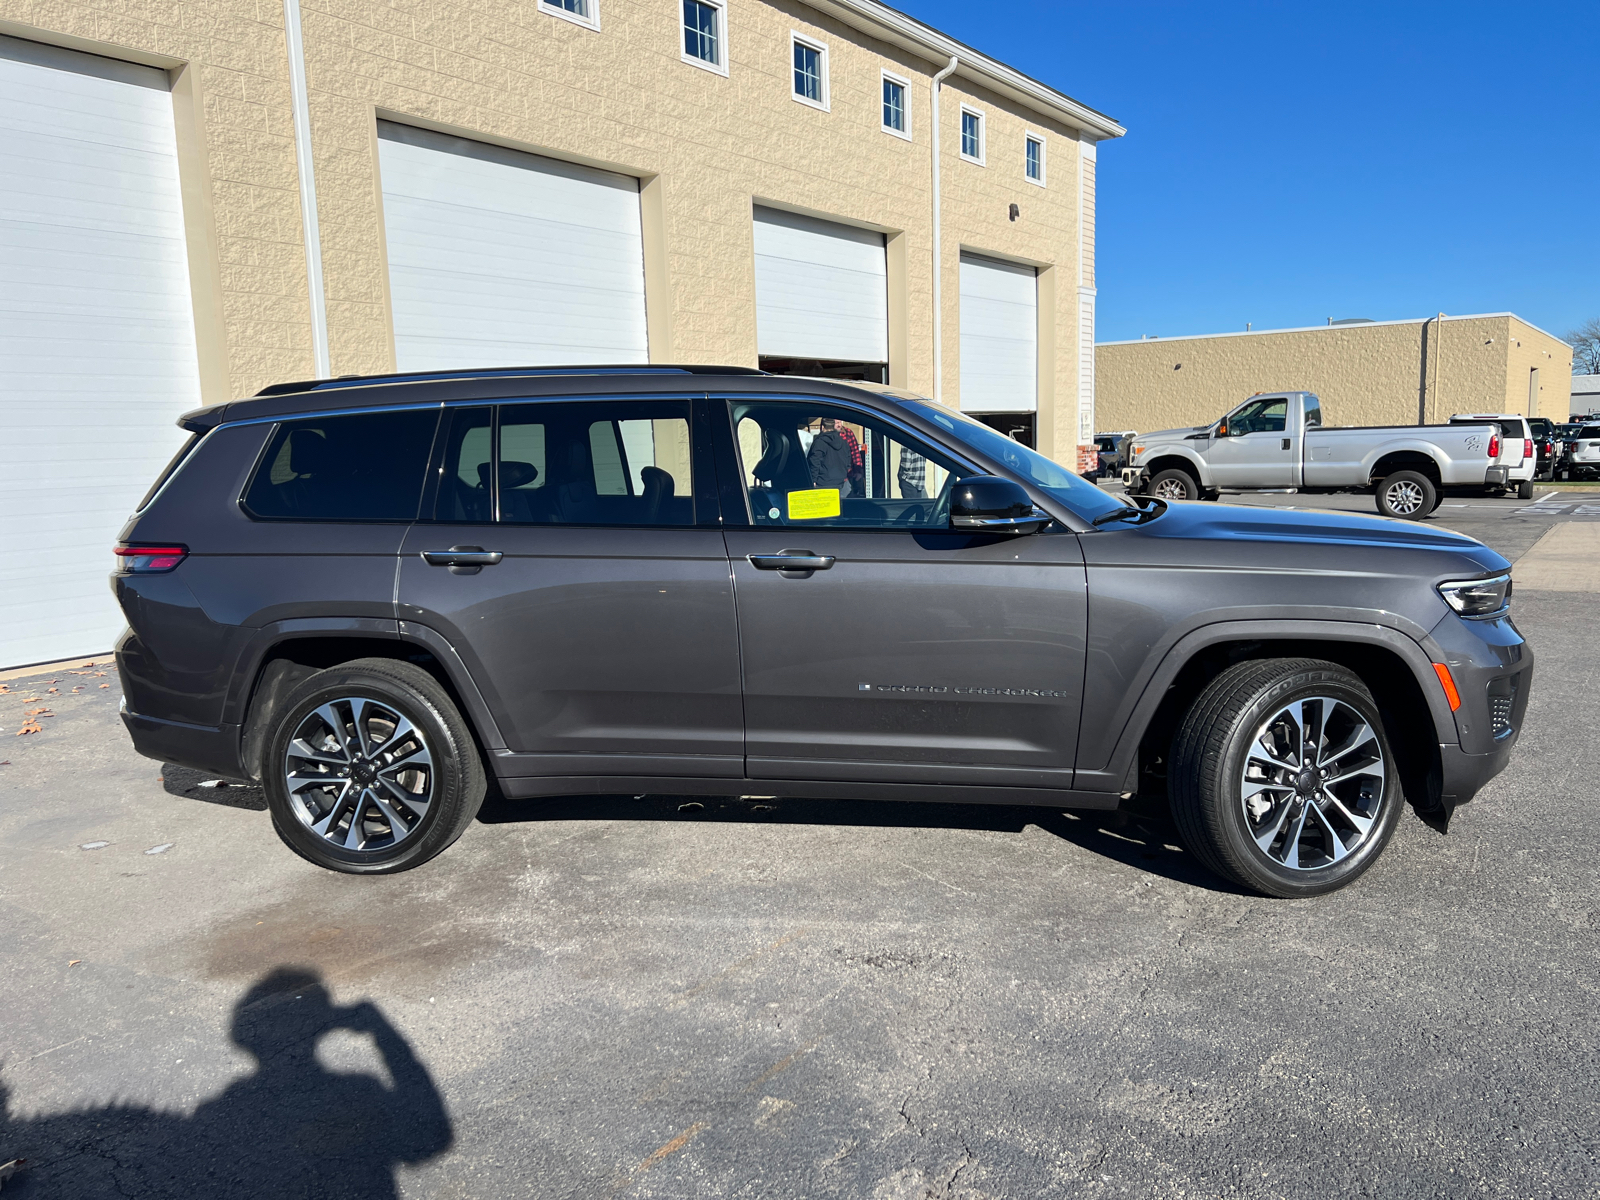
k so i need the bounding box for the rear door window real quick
[244,408,440,521]
[430,400,695,526]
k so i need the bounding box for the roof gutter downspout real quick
[930,55,958,403]
[284,0,331,378]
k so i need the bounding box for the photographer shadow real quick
[0,967,451,1198]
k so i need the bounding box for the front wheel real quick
[1375,470,1436,520]
[263,658,486,874]
[1169,658,1403,898]
[1147,469,1199,501]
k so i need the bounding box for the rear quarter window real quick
[243,409,440,521]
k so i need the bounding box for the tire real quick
[1374,470,1436,520]
[263,658,486,874]
[1169,658,1403,898]
[1517,478,1535,500]
[1148,469,1199,502]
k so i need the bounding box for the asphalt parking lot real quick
[2,491,1596,1199]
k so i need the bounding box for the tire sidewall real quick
[263,666,473,874]
[1210,669,1403,898]
[1149,470,1198,502]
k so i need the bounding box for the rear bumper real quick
[122,709,247,781]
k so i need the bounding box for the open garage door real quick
[753,207,887,381]
[959,252,1037,414]
[377,122,649,372]
[0,36,203,668]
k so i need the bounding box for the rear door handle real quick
[748,551,835,572]
[422,546,503,575]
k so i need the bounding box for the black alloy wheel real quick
[263,658,485,874]
[1169,658,1403,898]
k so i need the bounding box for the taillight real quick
[1487,433,1500,458]
[114,544,188,573]
[1523,438,1533,459]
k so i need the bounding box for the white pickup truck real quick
[1119,392,1509,520]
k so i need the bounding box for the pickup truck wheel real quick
[1169,658,1402,898]
[1375,470,1435,520]
[1148,469,1199,501]
[1517,479,1535,500]
[263,658,486,874]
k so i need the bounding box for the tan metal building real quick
[1096,314,1573,435]
[0,0,1122,668]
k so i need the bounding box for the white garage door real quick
[0,36,203,669]
[377,122,648,371]
[959,252,1038,413]
[753,207,887,363]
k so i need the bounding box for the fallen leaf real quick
[94,672,107,677]
[68,960,81,967]
[24,708,53,718]
[16,722,42,736]
[0,684,9,693]
[99,684,110,689]
[47,688,59,694]
[21,697,39,703]
[72,687,83,693]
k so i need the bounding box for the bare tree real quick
[1567,318,1600,376]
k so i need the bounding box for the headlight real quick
[1437,573,1511,619]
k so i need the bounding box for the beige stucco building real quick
[0,0,1123,667]
[1096,314,1573,434]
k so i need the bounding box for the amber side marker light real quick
[1433,663,1462,711]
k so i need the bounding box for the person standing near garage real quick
[835,419,865,496]
[807,416,853,498]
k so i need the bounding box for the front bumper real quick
[1121,466,1147,491]
[1426,607,1533,803]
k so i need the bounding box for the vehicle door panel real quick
[397,401,742,777]
[1207,397,1293,487]
[716,398,1088,789]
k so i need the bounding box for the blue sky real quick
[906,0,1598,348]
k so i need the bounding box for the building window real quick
[791,33,828,110]
[682,0,726,74]
[881,71,910,139]
[540,0,599,31]
[1025,132,1046,184]
[960,106,984,164]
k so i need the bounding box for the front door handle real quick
[1282,438,1292,450]
[748,550,835,573]
[422,546,503,575]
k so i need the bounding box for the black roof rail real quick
[253,364,768,397]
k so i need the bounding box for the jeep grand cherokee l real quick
[113,366,1532,897]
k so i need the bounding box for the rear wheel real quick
[1169,658,1402,898]
[1517,478,1535,500]
[263,658,485,874]
[1148,469,1199,502]
[1375,470,1435,520]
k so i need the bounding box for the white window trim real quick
[959,103,985,166]
[880,69,912,140]
[680,0,728,76]
[539,0,600,32]
[1024,130,1047,187]
[789,31,830,112]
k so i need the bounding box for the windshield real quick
[903,401,1128,522]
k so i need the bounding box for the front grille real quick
[1487,675,1519,740]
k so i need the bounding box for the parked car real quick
[115,366,1531,898]
[1091,430,1136,479]
[1121,392,1505,519]
[1449,414,1536,499]
[1527,417,1558,481]
[1561,424,1600,480]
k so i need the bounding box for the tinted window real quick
[432,401,694,526]
[245,409,439,521]
[1302,395,1323,428]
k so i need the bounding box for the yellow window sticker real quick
[786,488,841,520]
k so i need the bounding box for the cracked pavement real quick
[0,493,1596,1198]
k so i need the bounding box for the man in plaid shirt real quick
[835,420,864,496]
[897,445,927,498]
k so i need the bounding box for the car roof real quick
[178,365,922,431]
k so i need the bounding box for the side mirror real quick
[950,475,1050,535]
[1215,421,1229,438]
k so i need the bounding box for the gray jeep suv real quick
[114,366,1531,897]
